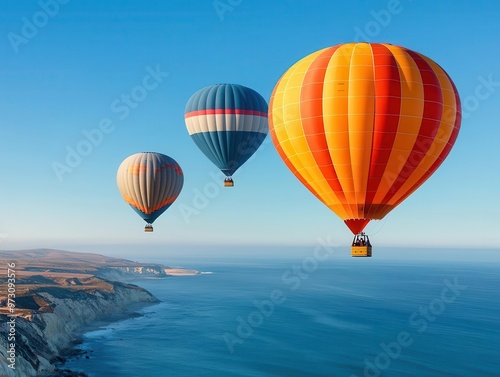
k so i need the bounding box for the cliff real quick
[0,249,196,377]
[0,249,199,281]
[96,265,200,281]
[0,279,158,377]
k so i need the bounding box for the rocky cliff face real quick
[96,265,168,281]
[0,248,198,377]
[0,281,158,377]
[96,266,200,281]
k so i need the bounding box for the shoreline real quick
[43,300,161,377]
[0,279,160,377]
[0,249,201,377]
[39,273,203,377]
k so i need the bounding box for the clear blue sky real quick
[0,0,499,253]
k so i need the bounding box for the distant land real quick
[0,249,199,377]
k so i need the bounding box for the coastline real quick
[0,280,160,377]
[0,249,200,377]
[40,301,161,377]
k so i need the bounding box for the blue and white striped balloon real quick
[184,84,268,183]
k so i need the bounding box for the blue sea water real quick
[64,253,500,377]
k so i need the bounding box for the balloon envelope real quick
[117,152,184,225]
[185,84,268,177]
[269,43,461,234]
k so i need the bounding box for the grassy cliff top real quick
[0,249,162,316]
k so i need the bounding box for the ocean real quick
[63,252,500,377]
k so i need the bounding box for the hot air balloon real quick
[269,43,461,257]
[184,84,268,187]
[117,152,184,232]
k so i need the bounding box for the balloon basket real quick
[224,178,234,187]
[351,232,372,257]
[145,225,154,232]
[351,246,372,257]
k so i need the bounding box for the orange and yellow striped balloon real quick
[269,43,461,234]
